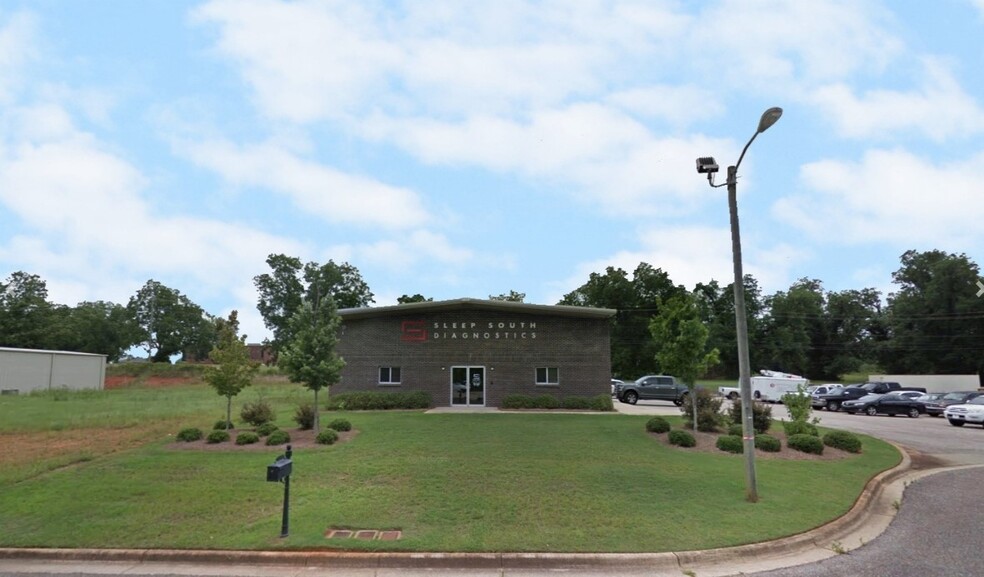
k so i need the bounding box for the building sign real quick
[400,320,428,342]
[401,319,540,342]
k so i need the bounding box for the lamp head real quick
[757,107,783,134]
[696,157,719,175]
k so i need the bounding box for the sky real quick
[2,0,984,344]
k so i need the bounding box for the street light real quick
[696,106,782,503]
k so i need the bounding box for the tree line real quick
[2,249,982,381]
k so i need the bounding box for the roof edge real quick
[338,298,615,320]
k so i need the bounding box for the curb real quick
[1,446,963,575]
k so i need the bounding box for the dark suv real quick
[924,391,983,417]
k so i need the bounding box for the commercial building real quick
[335,298,615,407]
[0,347,107,395]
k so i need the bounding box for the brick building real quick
[335,298,615,407]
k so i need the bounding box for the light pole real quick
[696,107,782,503]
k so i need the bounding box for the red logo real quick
[401,320,428,342]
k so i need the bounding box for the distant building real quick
[0,347,106,395]
[335,298,615,407]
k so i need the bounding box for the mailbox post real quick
[266,444,293,538]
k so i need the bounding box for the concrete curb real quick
[2,446,970,575]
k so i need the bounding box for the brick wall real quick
[335,308,611,406]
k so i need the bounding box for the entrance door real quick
[450,366,485,406]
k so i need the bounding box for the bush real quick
[534,394,561,409]
[316,429,339,445]
[501,394,614,411]
[326,391,431,410]
[501,394,536,409]
[240,400,275,426]
[716,435,744,453]
[728,399,773,434]
[206,430,229,444]
[782,385,813,422]
[589,394,615,411]
[266,430,290,446]
[823,430,863,454]
[680,388,726,432]
[176,427,203,442]
[328,418,352,432]
[668,429,696,448]
[783,420,819,437]
[561,396,593,410]
[788,433,824,455]
[255,422,279,437]
[213,420,234,430]
[755,434,781,452]
[293,404,317,430]
[646,416,671,433]
[727,423,743,437]
[236,432,260,445]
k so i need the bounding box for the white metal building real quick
[0,347,107,395]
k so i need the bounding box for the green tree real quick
[204,311,259,429]
[278,293,346,432]
[0,271,54,349]
[66,301,142,361]
[255,254,373,356]
[127,280,211,362]
[398,294,432,304]
[694,275,766,378]
[489,290,525,302]
[649,293,720,430]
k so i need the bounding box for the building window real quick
[535,367,559,385]
[379,367,401,385]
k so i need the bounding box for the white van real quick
[750,370,809,403]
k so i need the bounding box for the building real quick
[334,298,615,407]
[0,347,107,395]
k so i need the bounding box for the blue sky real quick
[2,0,984,342]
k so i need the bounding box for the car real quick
[616,375,690,406]
[611,379,624,397]
[924,391,983,417]
[944,396,984,427]
[809,384,844,409]
[897,390,925,400]
[842,392,925,417]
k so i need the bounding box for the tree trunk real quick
[226,396,233,430]
[313,388,320,432]
[691,387,698,432]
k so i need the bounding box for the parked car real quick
[924,391,983,417]
[818,382,926,412]
[611,379,624,397]
[944,396,984,428]
[842,392,925,417]
[617,375,690,406]
[809,384,844,409]
[897,390,925,400]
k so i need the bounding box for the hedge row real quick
[501,394,614,411]
[326,391,432,411]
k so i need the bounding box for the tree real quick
[255,254,374,355]
[0,271,54,349]
[649,294,720,430]
[204,311,259,429]
[66,301,142,361]
[398,294,432,304]
[127,280,211,362]
[760,279,825,377]
[489,290,525,302]
[278,293,346,432]
[693,275,766,378]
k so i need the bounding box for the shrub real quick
[501,394,614,411]
[589,394,615,411]
[326,391,431,410]
[561,396,592,410]
[727,423,743,437]
[782,385,813,422]
[256,422,279,437]
[823,430,863,454]
[266,430,290,446]
[176,427,203,442]
[293,404,317,430]
[755,434,781,452]
[206,430,229,444]
[316,429,339,445]
[783,420,819,437]
[534,394,561,409]
[728,399,773,434]
[680,388,726,432]
[328,418,352,432]
[646,416,671,433]
[501,394,536,409]
[668,429,696,448]
[213,420,234,430]
[716,435,744,454]
[240,400,275,426]
[236,432,260,445]
[788,433,824,455]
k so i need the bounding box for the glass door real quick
[450,366,485,406]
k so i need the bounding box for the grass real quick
[0,383,900,552]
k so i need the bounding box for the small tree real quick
[650,294,721,431]
[204,311,259,429]
[278,293,345,432]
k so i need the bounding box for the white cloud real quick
[774,148,984,247]
[0,10,37,103]
[809,59,984,141]
[607,85,726,128]
[179,139,431,229]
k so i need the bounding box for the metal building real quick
[0,347,107,395]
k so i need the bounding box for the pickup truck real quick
[616,375,691,406]
[818,382,926,412]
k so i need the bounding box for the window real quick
[379,367,401,385]
[535,367,559,385]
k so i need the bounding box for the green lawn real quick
[0,384,899,552]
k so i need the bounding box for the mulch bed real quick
[651,429,855,461]
[168,428,359,451]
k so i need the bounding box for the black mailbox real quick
[266,458,292,482]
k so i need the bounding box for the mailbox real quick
[266,457,292,482]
